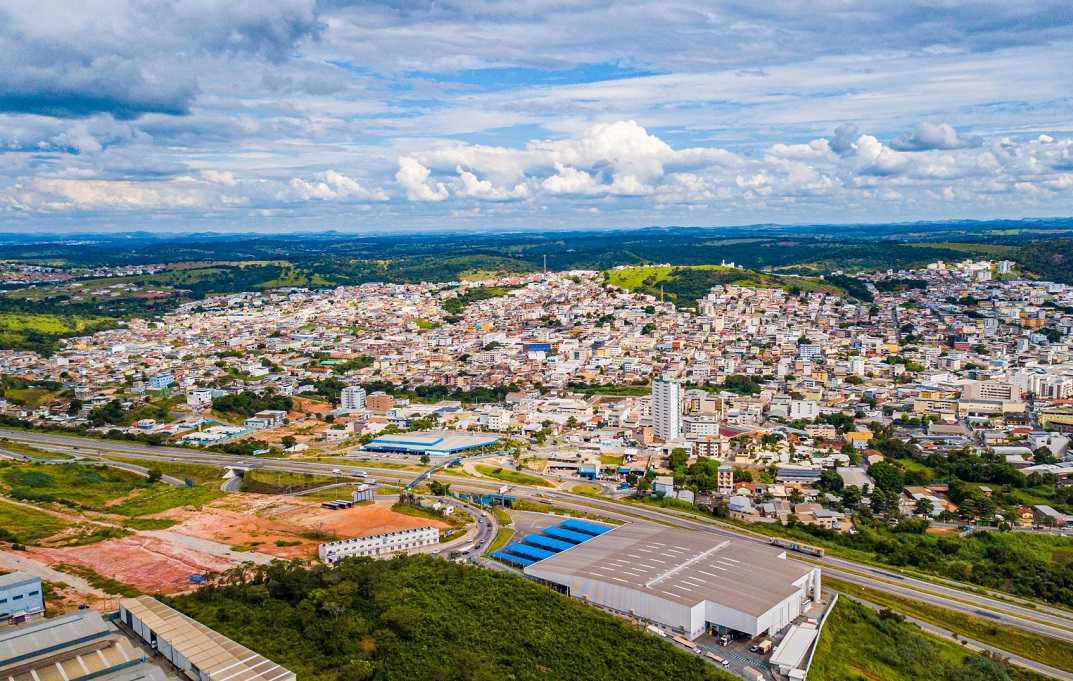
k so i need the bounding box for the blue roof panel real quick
[503,544,556,561]
[491,551,534,566]
[559,519,612,536]
[522,535,575,552]
[541,526,593,544]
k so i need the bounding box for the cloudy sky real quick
[2,0,1073,233]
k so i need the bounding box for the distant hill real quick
[1017,239,1073,284]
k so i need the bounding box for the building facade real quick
[319,525,439,562]
[0,572,43,620]
[340,386,367,411]
[652,374,682,442]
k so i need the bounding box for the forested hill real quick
[168,556,731,681]
[1018,239,1073,284]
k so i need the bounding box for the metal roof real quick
[0,572,39,591]
[0,610,110,668]
[525,523,815,617]
[121,596,294,681]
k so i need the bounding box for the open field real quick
[486,527,514,555]
[604,264,842,308]
[825,576,1073,673]
[100,456,225,484]
[0,498,73,543]
[810,596,1049,681]
[0,460,222,516]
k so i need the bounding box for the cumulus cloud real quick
[396,157,449,201]
[829,123,860,157]
[287,170,388,201]
[890,123,981,151]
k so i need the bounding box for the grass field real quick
[571,483,603,495]
[0,499,72,543]
[101,456,225,484]
[474,464,553,487]
[240,469,349,494]
[906,242,1019,257]
[486,527,515,555]
[810,596,1049,681]
[825,576,1073,673]
[1,387,63,409]
[0,460,222,517]
[605,265,841,306]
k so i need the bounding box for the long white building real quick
[652,374,682,442]
[525,523,820,640]
[319,525,439,563]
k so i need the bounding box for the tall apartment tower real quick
[652,373,682,442]
[340,386,367,411]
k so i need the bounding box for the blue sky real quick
[1,0,1072,233]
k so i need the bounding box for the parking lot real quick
[693,631,771,676]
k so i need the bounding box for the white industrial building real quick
[319,525,439,563]
[0,572,44,621]
[652,374,682,441]
[120,596,295,681]
[524,523,820,640]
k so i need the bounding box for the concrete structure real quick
[120,596,295,681]
[1,609,168,681]
[340,386,367,412]
[770,623,819,675]
[524,523,820,640]
[361,431,498,456]
[319,525,439,562]
[652,374,682,442]
[0,572,43,621]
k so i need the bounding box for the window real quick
[13,594,23,600]
[28,590,39,596]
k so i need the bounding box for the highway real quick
[4,427,1073,648]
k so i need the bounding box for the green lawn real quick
[0,499,72,543]
[474,464,553,487]
[486,527,515,555]
[107,485,223,517]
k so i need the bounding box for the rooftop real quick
[0,571,39,590]
[121,596,294,681]
[525,523,814,617]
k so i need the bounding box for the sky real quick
[1,1,1073,234]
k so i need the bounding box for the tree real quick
[733,469,753,483]
[914,497,934,517]
[420,453,431,465]
[66,398,83,416]
[1033,446,1058,465]
[667,447,689,471]
[841,485,863,508]
[869,461,906,494]
[281,435,297,449]
[819,469,844,492]
[146,468,163,483]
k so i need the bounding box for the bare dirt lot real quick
[9,493,446,597]
[271,499,449,538]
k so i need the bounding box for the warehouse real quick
[361,431,498,456]
[524,523,820,640]
[0,609,168,681]
[120,596,295,681]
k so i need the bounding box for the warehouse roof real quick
[363,430,499,454]
[524,524,814,617]
[0,571,39,590]
[121,596,294,681]
[0,610,111,668]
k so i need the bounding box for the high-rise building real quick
[340,386,367,411]
[652,374,682,441]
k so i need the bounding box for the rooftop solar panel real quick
[559,519,612,535]
[522,535,575,552]
[503,544,556,560]
[541,526,593,544]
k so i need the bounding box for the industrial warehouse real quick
[360,431,499,456]
[522,523,821,641]
[319,525,440,562]
[120,596,295,681]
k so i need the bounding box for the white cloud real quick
[396,157,449,201]
[287,169,388,201]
